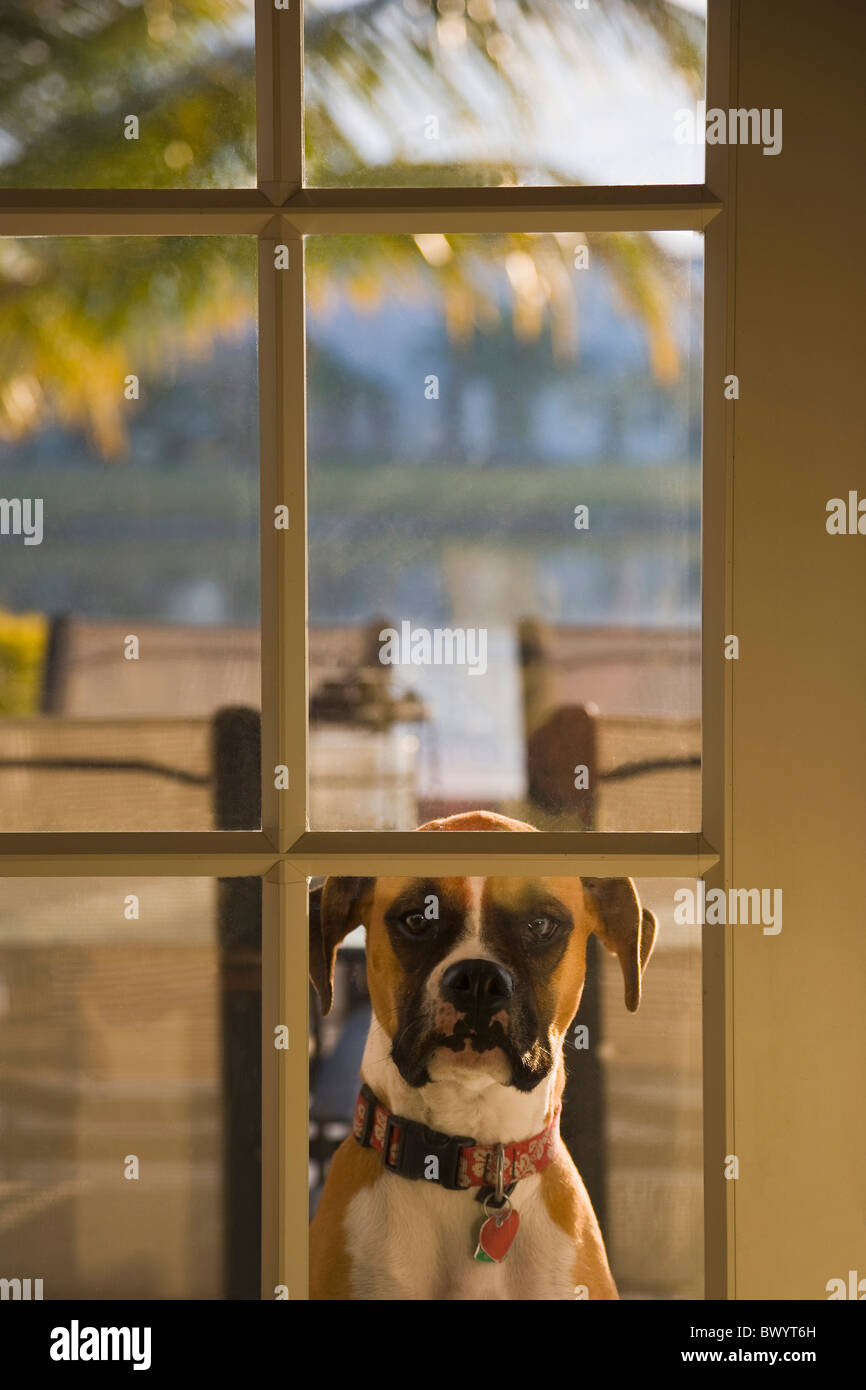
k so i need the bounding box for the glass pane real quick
[305,0,706,187]
[0,1,255,189]
[0,235,260,831]
[309,871,702,1299]
[307,231,701,831]
[0,876,261,1300]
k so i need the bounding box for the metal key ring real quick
[493,1142,505,1204]
[483,1190,513,1226]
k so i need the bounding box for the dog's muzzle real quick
[393,956,551,1091]
[439,958,514,1032]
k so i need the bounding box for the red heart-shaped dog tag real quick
[474,1208,520,1263]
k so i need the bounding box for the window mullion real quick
[258,225,308,853]
[255,0,304,203]
[283,831,718,880]
[0,831,278,877]
[261,871,308,1299]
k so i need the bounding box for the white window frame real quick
[0,0,737,1300]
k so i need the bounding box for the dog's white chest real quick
[344,1173,577,1300]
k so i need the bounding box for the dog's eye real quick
[527,915,559,941]
[398,911,433,938]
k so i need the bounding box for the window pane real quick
[305,0,706,187]
[309,871,702,1299]
[0,876,261,1300]
[307,231,702,831]
[0,2,255,188]
[0,236,260,831]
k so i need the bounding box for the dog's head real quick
[309,811,657,1093]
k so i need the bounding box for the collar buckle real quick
[382,1111,474,1190]
[356,1082,379,1147]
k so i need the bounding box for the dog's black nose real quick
[440,959,514,1026]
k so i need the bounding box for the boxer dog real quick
[309,811,657,1300]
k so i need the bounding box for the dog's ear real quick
[309,876,374,1015]
[582,878,657,1013]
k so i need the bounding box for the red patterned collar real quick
[352,1083,561,1192]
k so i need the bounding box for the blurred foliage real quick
[307,229,683,386]
[305,0,704,186]
[0,0,255,189]
[0,236,256,456]
[0,609,47,713]
[0,0,703,456]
